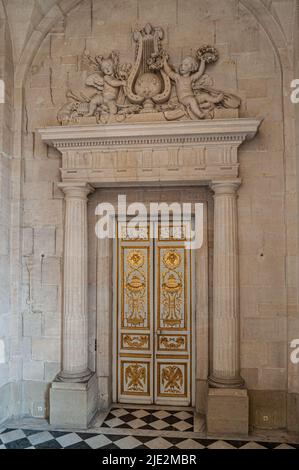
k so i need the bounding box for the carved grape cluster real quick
[197,45,219,64]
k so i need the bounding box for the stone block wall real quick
[0,6,14,423]
[0,0,297,431]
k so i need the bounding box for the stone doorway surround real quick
[39,118,260,434]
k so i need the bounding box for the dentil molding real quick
[39,119,261,150]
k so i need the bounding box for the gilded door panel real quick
[117,221,192,406]
[154,223,192,406]
[121,246,150,329]
[157,247,187,330]
[117,222,153,404]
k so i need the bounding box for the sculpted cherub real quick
[163,54,224,119]
[86,53,127,117]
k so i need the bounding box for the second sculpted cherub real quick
[163,54,224,119]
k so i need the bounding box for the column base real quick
[56,368,93,383]
[50,373,98,429]
[208,374,245,389]
[207,387,249,437]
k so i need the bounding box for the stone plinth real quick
[50,373,98,428]
[207,388,249,436]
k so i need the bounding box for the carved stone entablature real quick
[40,119,261,186]
[57,24,241,126]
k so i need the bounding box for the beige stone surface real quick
[50,373,98,428]
[0,0,298,435]
[207,388,249,436]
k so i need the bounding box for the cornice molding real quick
[39,119,262,151]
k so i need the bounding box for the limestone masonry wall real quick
[0,4,14,423]
[0,0,298,431]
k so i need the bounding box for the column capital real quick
[210,179,242,196]
[58,182,95,199]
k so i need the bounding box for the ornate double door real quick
[116,221,192,406]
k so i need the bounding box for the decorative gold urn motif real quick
[161,249,183,328]
[123,248,148,328]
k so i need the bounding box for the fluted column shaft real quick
[209,180,244,388]
[58,183,94,382]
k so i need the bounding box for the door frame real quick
[95,189,211,412]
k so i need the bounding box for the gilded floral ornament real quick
[163,250,181,270]
[127,250,145,269]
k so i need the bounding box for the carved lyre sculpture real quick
[126,23,171,112]
[57,23,241,125]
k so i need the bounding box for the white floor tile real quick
[56,433,83,448]
[29,431,56,446]
[149,420,169,430]
[115,436,141,449]
[274,444,296,450]
[173,411,192,420]
[146,437,173,449]
[84,434,112,449]
[176,439,205,449]
[104,417,126,428]
[240,442,267,449]
[110,409,129,418]
[208,440,236,449]
[131,410,150,419]
[172,421,192,431]
[152,410,171,419]
[1,429,26,444]
[128,419,147,429]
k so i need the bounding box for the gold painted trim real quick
[120,353,152,358]
[156,354,189,360]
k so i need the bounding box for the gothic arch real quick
[15,0,291,91]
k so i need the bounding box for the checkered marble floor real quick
[101,407,194,431]
[1,408,299,451]
[0,427,298,449]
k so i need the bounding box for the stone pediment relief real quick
[57,23,241,126]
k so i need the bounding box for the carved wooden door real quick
[117,221,192,406]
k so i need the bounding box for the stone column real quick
[50,182,98,429]
[207,179,248,437]
[209,179,244,389]
[58,182,94,382]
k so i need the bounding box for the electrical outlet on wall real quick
[32,402,46,418]
[255,408,277,429]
